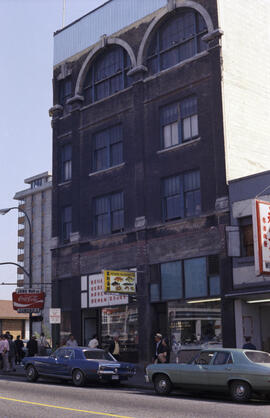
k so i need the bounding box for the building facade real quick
[14,172,52,337]
[50,0,270,361]
[227,171,270,352]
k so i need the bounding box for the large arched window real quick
[83,46,132,104]
[146,9,207,75]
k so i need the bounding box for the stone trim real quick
[202,28,224,42]
[157,137,201,154]
[49,104,63,118]
[89,162,125,177]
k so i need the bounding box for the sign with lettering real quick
[88,274,128,307]
[12,291,45,310]
[253,199,270,275]
[103,270,137,294]
[50,308,61,324]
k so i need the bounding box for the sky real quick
[0,0,107,300]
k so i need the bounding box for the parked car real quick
[23,346,136,386]
[145,348,270,401]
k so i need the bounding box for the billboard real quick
[253,199,270,275]
[89,274,128,307]
[12,291,45,310]
[103,270,137,294]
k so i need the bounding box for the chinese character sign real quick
[103,270,137,294]
[253,200,270,275]
[89,274,128,307]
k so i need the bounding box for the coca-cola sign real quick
[12,291,45,310]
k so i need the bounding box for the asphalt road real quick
[1,375,270,418]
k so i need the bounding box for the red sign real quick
[253,199,270,275]
[12,292,45,310]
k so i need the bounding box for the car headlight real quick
[114,368,118,373]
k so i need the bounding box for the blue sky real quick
[0,0,106,299]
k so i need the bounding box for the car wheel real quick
[72,369,85,387]
[154,374,172,396]
[230,380,251,402]
[26,365,38,382]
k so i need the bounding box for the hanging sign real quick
[103,270,137,294]
[253,199,270,275]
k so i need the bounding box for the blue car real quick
[23,346,136,387]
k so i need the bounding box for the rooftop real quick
[0,300,28,320]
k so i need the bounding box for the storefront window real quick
[101,302,138,362]
[184,257,207,298]
[168,300,222,362]
[161,261,183,300]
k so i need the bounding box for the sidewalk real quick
[0,364,149,390]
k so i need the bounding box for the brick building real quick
[49,0,270,361]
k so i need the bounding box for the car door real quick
[206,351,233,389]
[170,351,215,388]
[37,348,63,375]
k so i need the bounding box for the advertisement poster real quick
[103,270,137,294]
[253,199,270,275]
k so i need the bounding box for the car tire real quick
[154,374,172,396]
[230,380,251,402]
[72,369,86,387]
[26,365,39,382]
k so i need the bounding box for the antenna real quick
[62,0,66,28]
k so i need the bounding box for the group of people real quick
[0,333,24,372]
[153,333,170,363]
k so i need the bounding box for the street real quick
[0,375,270,418]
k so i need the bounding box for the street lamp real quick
[0,206,33,335]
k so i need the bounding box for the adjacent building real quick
[14,172,52,337]
[0,300,29,339]
[50,0,270,361]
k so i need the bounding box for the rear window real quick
[245,351,270,363]
[83,350,115,361]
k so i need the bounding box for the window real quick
[239,217,254,257]
[83,46,131,104]
[94,192,124,236]
[161,97,198,148]
[61,206,72,242]
[147,10,207,75]
[60,144,72,182]
[194,351,215,365]
[213,352,232,365]
[161,261,183,300]
[162,170,201,221]
[31,178,42,189]
[59,77,72,106]
[184,257,207,298]
[92,125,123,171]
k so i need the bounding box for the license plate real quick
[112,375,119,380]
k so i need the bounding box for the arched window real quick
[83,46,132,104]
[146,9,207,75]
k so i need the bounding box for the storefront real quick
[81,273,139,362]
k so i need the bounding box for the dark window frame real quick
[239,217,254,257]
[59,77,72,106]
[92,125,123,172]
[61,205,72,243]
[83,46,132,104]
[147,10,208,75]
[93,191,124,237]
[60,144,72,183]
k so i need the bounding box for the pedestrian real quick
[88,334,99,349]
[66,334,78,347]
[14,335,24,365]
[157,337,170,363]
[153,333,163,363]
[109,333,121,361]
[27,336,38,357]
[242,336,256,350]
[1,334,10,371]
[8,335,16,371]
[38,332,49,356]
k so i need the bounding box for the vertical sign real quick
[89,274,128,307]
[253,199,270,275]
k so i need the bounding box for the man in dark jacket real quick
[27,336,38,357]
[153,333,163,363]
[14,335,24,365]
[242,336,256,350]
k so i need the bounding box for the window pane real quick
[111,192,123,211]
[110,142,122,166]
[209,275,220,296]
[171,122,179,145]
[191,114,198,137]
[179,39,196,61]
[112,209,124,232]
[184,171,200,191]
[110,74,123,95]
[64,160,72,181]
[161,261,182,300]
[166,195,182,219]
[185,189,201,216]
[164,125,172,148]
[150,283,160,302]
[161,48,179,70]
[95,148,107,170]
[96,80,110,100]
[96,197,109,215]
[183,117,191,141]
[184,257,207,298]
[161,103,178,125]
[96,213,110,236]
[164,175,181,196]
[181,96,197,118]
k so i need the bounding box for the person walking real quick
[8,335,16,371]
[66,334,78,347]
[242,336,256,350]
[109,333,121,361]
[14,335,24,365]
[27,336,38,357]
[38,332,49,356]
[153,333,163,363]
[88,334,99,349]
[1,334,10,371]
[157,337,170,363]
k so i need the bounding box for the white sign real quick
[49,308,61,324]
[89,274,128,308]
[253,199,270,275]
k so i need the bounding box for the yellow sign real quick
[103,270,136,294]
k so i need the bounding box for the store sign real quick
[253,199,270,275]
[103,270,137,294]
[89,274,128,307]
[12,291,45,310]
[17,308,41,314]
[50,308,61,324]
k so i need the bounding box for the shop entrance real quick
[82,309,98,346]
[260,305,270,352]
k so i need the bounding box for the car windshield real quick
[83,350,115,361]
[245,351,270,363]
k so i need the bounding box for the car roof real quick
[60,346,105,352]
[201,348,264,353]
